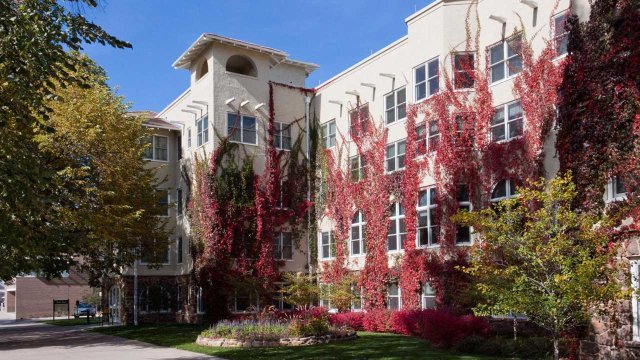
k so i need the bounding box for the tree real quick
[0,0,131,280]
[281,272,319,309]
[34,57,168,285]
[456,174,627,360]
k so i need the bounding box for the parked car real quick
[74,303,96,318]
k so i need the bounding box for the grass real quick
[41,316,103,326]
[92,323,492,360]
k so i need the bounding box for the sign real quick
[53,299,70,320]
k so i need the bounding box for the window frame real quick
[417,187,439,248]
[421,282,436,309]
[350,155,366,182]
[553,11,570,57]
[453,52,475,90]
[158,189,170,217]
[320,231,335,260]
[273,232,293,261]
[227,113,258,146]
[428,120,440,153]
[490,179,518,203]
[387,283,401,310]
[177,236,183,264]
[488,34,523,84]
[456,185,472,245]
[384,87,407,125]
[144,135,169,162]
[349,103,370,138]
[607,177,628,202]
[387,202,406,253]
[197,287,204,314]
[187,128,192,149]
[350,211,366,257]
[385,140,406,173]
[632,259,640,341]
[414,57,440,101]
[273,122,292,150]
[491,100,524,143]
[177,188,183,216]
[321,120,337,148]
[196,114,209,147]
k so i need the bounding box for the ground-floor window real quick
[387,283,401,310]
[272,284,294,311]
[232,287,259,312]
[196,287,204,314]
[139,285,171,313]
[351,285,363,311]
[421,282,436,309]
[631,260,640,341]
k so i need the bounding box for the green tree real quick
[34,58,168,285]
[0,1,131,280]
[456,174,627,360]
[282,272,319,309]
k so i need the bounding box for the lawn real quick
[92,324,492,360]
[41,316,103,326]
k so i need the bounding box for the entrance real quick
[108,286,121,324]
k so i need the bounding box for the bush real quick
[363,309,392,332]
[453,335,553,358]
[330,312,365,331]
[201,320,289,341]
[415,308,489,349]
[389,310,421,335]
[289,316,330,337]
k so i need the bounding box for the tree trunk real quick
[553,338,560,360]
[513,315,518,340]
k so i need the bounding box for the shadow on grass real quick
[41,317,103,326]
[93,324,491,360]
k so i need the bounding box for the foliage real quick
[0,0,130,281]
[456,174,627,358]
[453,335,554,359]
[288,316,331,337]
[362,309,393,333]
[557,0,640,230]
[202,320,290,341]
[329,312,365,331]
[281,273,319,308]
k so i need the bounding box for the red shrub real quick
[389,310,421,335]
[363,309,392,332]
[414,308,489,349]
[330,312,365,331]
[308,306,329,320]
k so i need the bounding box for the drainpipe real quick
[133,259,138,326]
[305,95,312,279]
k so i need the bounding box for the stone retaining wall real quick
[196,331,357,348]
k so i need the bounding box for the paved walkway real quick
[0,320,219,359]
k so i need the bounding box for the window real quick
[428,121,440,152]
[489,34,522,83]
[454,53,475,89]
[350,155,365,182]
[144,135,169,161]
[385,87,407,125]
[197,287,204,314]
[273,232,293,260]
[272,284,294,311]
[227,113,257,145]
[233,287,259,312]
[139,285,171,313]
[608,177,628,201]
[177,237,183,264]
[491,179,518,202]
[415,58,439,101]
[416,124,427,156]
[417,188,439,247]
[159,190,170,217]
[321,120,336,148]
[387,283,401,310]
[349,104,370,138]
[351,285,363,311]
[554,12,569,56]
[491,101,523,142]
[421,282,436,309]
[273,122,292,150]
[196,115,209,147]
[319,284,334,311]
[321,232,335,259]
[351,211,366,256]
[177,188,183,216]
[226,55,257,77]
[387,203,406,252]
[456,185,472,245]
[631,260,640,341]
[385,140,406,172]
[140,240,170,264]
[177,135,182,160]
[187,128,192,148]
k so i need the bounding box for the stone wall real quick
[580,236,640,359]
[196,332,358,348]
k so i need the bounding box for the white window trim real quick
[274,232,294,261]
[232,288,260,313]
[350,155,366,182]
[273,122,292,151]
[421,282,436,309]
[457,189,473,246]
[606,177,628,203]
[197,287,205,314]
[158,189,170,218]
[177,237,183,264]
[490,179,518,203]
[427,120,440,154]
[384,87,407,126]
[227,113,259,146]
[453,52,476,90]
[552,11,570,59]
[349,104,369,139]
[187,128,192,149]
[489,34,523,84]
[321,120,337,148]
[414,57,439,102]
[632,259,640,341]
[387,203,406,254]
[144,135,169,162]
[320,231,335,260]
[491,100,524,143]
[417,187,439,248]
[385,140,406,173]
[387,283,402,310]
[196,115,209,148]
[350,211,366,257]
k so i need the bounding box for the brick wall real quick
[6,291,15,312]
[15,268,92,319]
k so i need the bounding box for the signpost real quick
[52,299,70,320]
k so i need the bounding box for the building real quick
[3,269,93,319]
[106,0,639,357]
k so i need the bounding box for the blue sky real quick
[81,0,434,112]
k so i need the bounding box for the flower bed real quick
[196,331,357,348]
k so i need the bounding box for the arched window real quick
[195,60,208,80]
[226,55,257,77]
[490,179,518,202]
[350,211,366,256]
